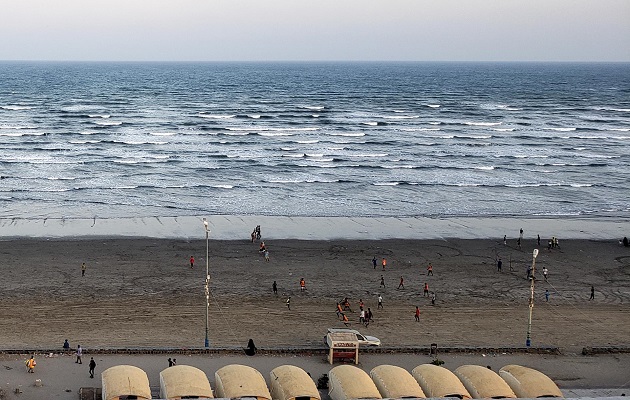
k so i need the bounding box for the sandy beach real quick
[1,229,628,352]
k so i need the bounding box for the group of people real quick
[27,341,96,377]
[336,297,373,327]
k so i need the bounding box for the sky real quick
[1,0,629,62]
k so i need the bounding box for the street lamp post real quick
[526,248,539,347]
[203,218,210,348]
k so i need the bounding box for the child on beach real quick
[189,256,194,268]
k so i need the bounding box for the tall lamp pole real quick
[203,218,210,348]
[526,248,539,347]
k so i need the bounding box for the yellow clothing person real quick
[26,356,36,373]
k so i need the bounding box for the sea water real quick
[0,62,629,219]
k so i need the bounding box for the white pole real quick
[526,248,539,347]
[203,218,210,348]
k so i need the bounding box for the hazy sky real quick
[2,0,629,62]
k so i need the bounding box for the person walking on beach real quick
[423,282,429,297]
[359,308,365,324]
[382,258,387,270]
[537,234,541,246]
[380,275,385,288]
[189,255,195,269]
[264,250,270,262]
[398,276,405,290]
[342,313,350,326]
[358,299,364,309]
[26,355,36,373]
[415,306,420,322]
[542,267,548,281]
[497,258,502,272]
[76,345,83,364]
[545,289,550,302]
[503,235,507,245]
[89,357,96,378]
[427,263,433,276]
[590,285,595,300]
[431,291,436,305]
[168,358,174,367]
[81,262,86,277]
[286,296,291,310]
[272,281,278,295]
[517,237,522,250]
[372,256,377,269]
[377,294,383,309]
[300,278,306,291]
[63,339,70,352]
[520,228,524,240]
[366,308,373,325]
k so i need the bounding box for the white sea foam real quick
[401,128,441,132]
[149,132,177,136]
[464,122,502,126]
[47,177,76,180]
[295,139,319,144]
[309,158,334,162]
[282,154,305,158]
[311,114,320,118]
[427,104,440,108]
[69,140,100,144]
[382,115,419,119]
[382,165,416,169]
[300,105,325,110]
[494,128,515,132]
[328,132,365,137]
[362,122,378,126]
[0,131,45,137]
[1,105,32,110]
[548,127,576,132]
[257,131,293,137]
[88,114,110,118]
[211,184,233,189]
[610,128,629,132]
[351,153,388,158]
[474,166,495,170]
[248,115,261,119]
[305,153,324,157]
[373,182,400,186]
[429,122,441,125]
[281,147,297,151]
[94,121,122,126]
[198,114,236,119]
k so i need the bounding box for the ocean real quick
[1,62,629,220]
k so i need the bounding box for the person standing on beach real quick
[497,258,502,272]
[264,250,270,262]
[415,306,420,322]
[359,308,365,324]
[431,292,436,305]
[380,275,385,288]
[590,285,595,300]
[366,308,373,324]
[520,228,524,240]
[537,234,541,246]
[427,263,433,276]
[542,267,548,281]
[424,282,429,297]
[89,357,96,378]
[382,258,387,270]
[545,289,550,302]
[377,294,383,309]
[272,281,278,295]
[517,238,522,250]
[81,262,86,277]
[372,256,377,269]
[76,345,82,364]
[286,296,291,310]
[189,255,194,269]
[168,358,174,367]
[503,235,507,245]
[26,355,36,373]
[398,276,405,290]
[63,339,70,351]
[299,278,306,291]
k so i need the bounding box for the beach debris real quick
[34,379,43,387]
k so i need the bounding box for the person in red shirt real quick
[424,282,429,297]
[415,306,420,322]
[427,263,433,276]
[190,256,194,269]
[382,258,387,270]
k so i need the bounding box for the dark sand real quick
[1,237,629,352]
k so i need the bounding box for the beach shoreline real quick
[0,215,628,240]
